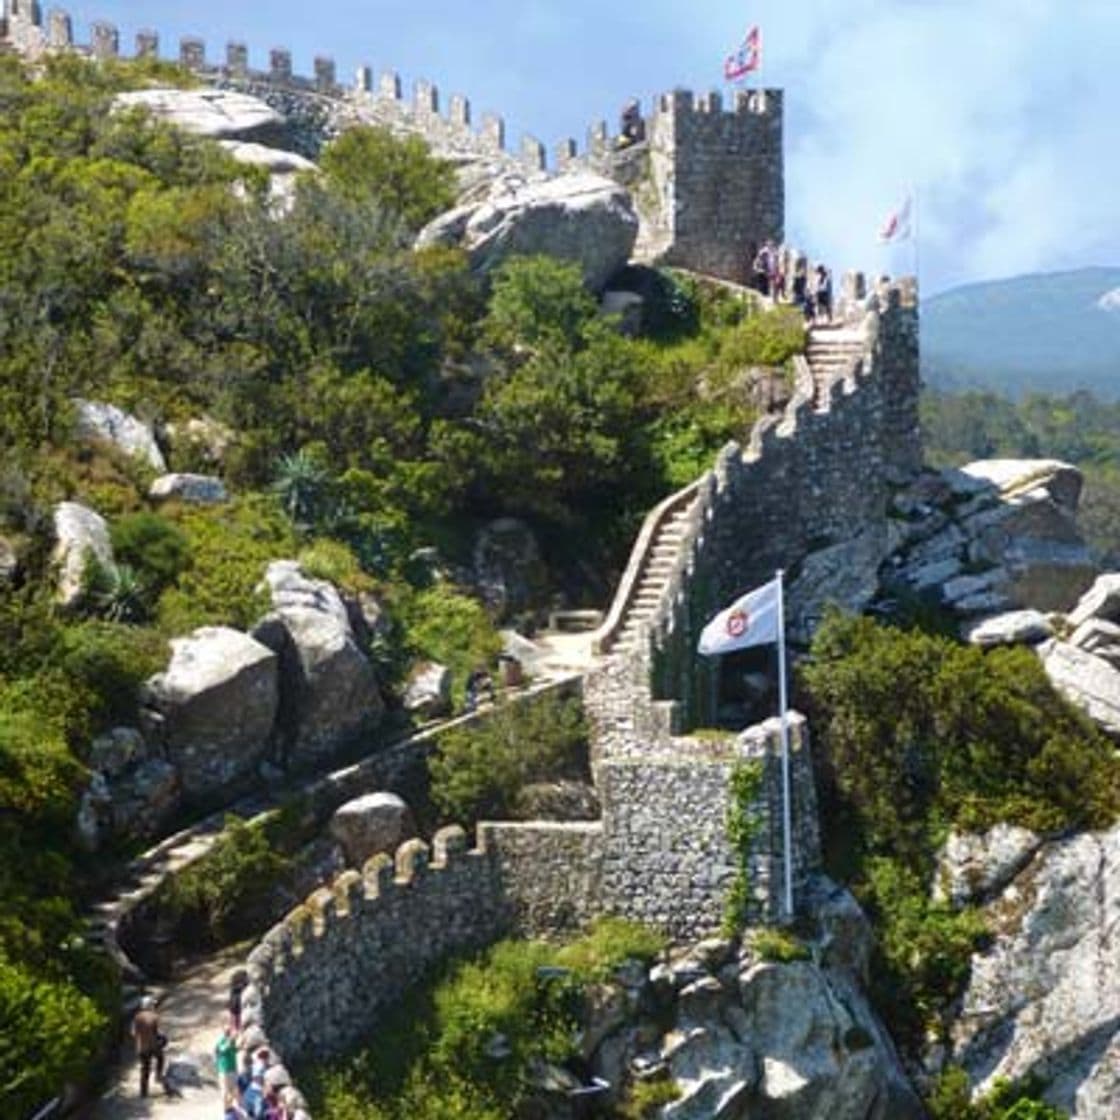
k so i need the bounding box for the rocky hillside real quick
[923,268,1120,399]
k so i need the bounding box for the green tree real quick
[430,694,587,821]
[319,126,456,231]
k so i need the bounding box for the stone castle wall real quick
[596,713,820,938]
[245,826,508,1062]
[2,5,784,272]
[586,277,920,743]
[238,714,815,1098]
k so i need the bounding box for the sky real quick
[35,0,1120,295]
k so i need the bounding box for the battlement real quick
[0,3,548,170]
[587,276,920,741]
[233,698,821,1120]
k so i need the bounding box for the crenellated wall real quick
[577,89,784,283]
[234,711,819,1120]
[2,6,783,270]
[0,2,541,168]
[245,826,508,1062]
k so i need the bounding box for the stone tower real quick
[594,88,784,285]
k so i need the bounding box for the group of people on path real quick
[751,241,833,323]
[130,973,297,1119]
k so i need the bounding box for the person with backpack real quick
[131,995,167,1097]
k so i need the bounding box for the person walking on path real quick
[131,995,166,1098]
[215,1025,239,1102]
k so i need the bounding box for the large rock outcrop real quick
[52,501,117,608]
[113,88,284,142]
[945,824,1120,1118]
[417,170,639,290]
[328,792,415,867]
[254,562,383,768]
[884,460,1096,622]
[142,627,279,801]
[73,399,167,471]
[1029,572,1120,737]
[1037,638,1120,737]
[585,880,922,1120]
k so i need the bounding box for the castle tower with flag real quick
[587,86,785,286]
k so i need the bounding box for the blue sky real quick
[46,0,1120,295]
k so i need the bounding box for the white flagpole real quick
[775,568,793,919]
[913,184,921,289]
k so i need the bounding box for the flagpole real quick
[775,568,793,920]
[913,183,921,291]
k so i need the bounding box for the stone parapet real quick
[246,826,508,1062]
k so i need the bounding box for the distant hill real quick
[922,267,1120,400]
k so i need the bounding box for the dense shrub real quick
[306,919,666,1120]
[161,816,293,948]
[156,497,296,632]
[401,584,502,707]
[54,622,166,731]
[483,256,598,353]
[928,1067,1067,1120]
[718,304,806,368]
[429,693,587,822]
[110,511,191,597]
[297,538,374,596]
[319,125,456,232]
[0,958,108,1118]
[801,610,1120,1051]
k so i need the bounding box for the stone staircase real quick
[805,326,867,403]
[610,500,697,654]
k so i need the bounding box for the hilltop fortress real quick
[3,4,937,1112]
[1,0,784,285]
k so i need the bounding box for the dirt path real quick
[87,947,246,1120]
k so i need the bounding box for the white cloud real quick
[772,0,1120,291]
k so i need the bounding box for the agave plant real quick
[91,562,148,624]
[271,449,332,531]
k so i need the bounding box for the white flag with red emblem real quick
[697,576,781,656]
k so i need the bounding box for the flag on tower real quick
[879,196,913,243]
[724,26,761,82]
[697,575,781,656]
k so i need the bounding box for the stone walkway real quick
[88,946,247,1120]
[82,635,593,1120]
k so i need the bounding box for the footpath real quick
[83,630,594,1119]
[88,947,244,1120]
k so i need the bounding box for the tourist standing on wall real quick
[792,258,812,320]
[751,243,772,295]
[814,264,833,323]
[131,995,166,1097]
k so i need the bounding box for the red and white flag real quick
[724,26,761,81]
[697,575,781,656]
[879,196,913,243]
